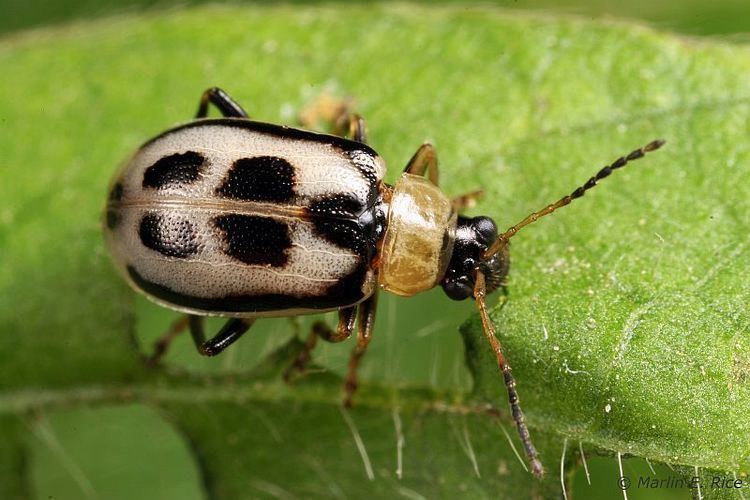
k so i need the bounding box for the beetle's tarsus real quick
[143,353,163,369]
[199,344,219,357]
[283,356,307,380]
[342,384,357,408]
[144,347,166,368]
[283,348,314,382]
[531,459,545,478]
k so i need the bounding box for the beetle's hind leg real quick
[195,87,249,118]
[284,307,357,381]
[189,316,255,356]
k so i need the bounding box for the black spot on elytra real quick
[325,261,368,302]
[213,214,290,267]
[309,194,363,219]
[105,181,124,229]
[143,151,206,189]
[309,195,370,254]
[108,181,124,201]
[105,209,120,229]
[215,156,295,202]
[139,212,199,258]
[345,150,381,205]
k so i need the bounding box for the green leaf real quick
[1,4,749,498]
[0,415,31,499]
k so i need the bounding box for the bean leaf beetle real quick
[103,87,664,475]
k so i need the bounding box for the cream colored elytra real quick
[105,119,388,317]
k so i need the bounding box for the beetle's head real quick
[441,215,509,300]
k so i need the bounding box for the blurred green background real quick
[1,0,750,38]
[2,1,748,499]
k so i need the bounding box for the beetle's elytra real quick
[103,87,664,476]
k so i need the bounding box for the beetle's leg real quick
[473,272,544,477]
[452,189,485,212]
[343,292,379,407]
[297,95,367,143]
[342,114,367,143]
[405,143,481,210]
[144,315,191,366]
[189,316,255,356]
[403,143,439,186]
[284,307,357,381]
[195,87,249,119]
[330,111,367,143]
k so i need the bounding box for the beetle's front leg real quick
[343,292,379,407]
[473,272,543,476]
[405,144,485,210]
[403,143,439,186]
[195,87,249,118]
[284,307,357,381]
[189,316,255,356]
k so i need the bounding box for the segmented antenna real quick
[484,139,665,258]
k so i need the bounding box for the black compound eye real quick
[472,216,498,246]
